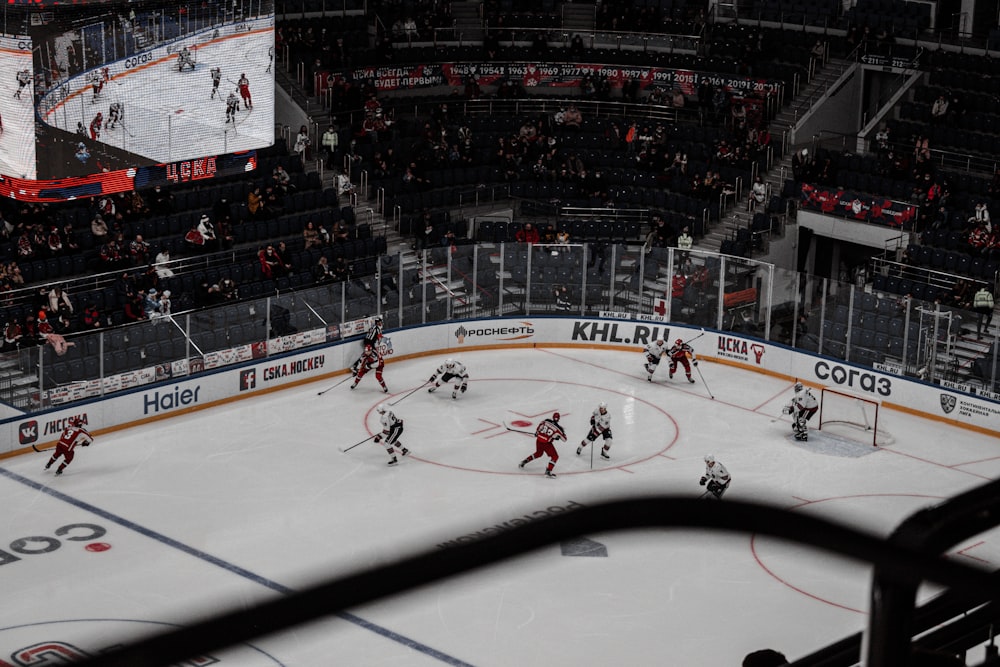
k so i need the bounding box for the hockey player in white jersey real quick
[643,339,667,381]
[14,69,30,100]
[106,102,123,130]
[577,401,613,459]
[374,404,410,466]
[784,381,819,441]
[225,91,239,123]
[700,454,730,499]
[210,67,222,99]
[427,358,469,399]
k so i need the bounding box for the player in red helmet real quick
[350,344,388,393]
[45,417,93,476]
[667,338,697,383]
[518,412,566,478]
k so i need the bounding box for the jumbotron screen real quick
[0,0,273,200]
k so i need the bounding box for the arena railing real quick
[3,240,997,413]
[60,481,1000,667]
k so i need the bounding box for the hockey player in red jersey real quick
[667,338,697,383]
[45,417,92,475]
[89,112,103,140]
[518,412,566,478]
[350,344,388,392]
[237,73,252,109]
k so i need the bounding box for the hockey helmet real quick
[445,358,455,368]
[675,338,684,346]
[704,454,715,465]
[373,315,383,324]
[552,412,560,422]
[376,404,387,414]
[67,416,82,427]
[794,381,803,392]
[598,401,608,412]
[655,339,665,346]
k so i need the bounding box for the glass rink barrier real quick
[2,241,998,410]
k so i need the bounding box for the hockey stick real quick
[683,328,707,345]
[502,420,535,435]
[339,434,376,453]
[317,374,353,396]
[388,381,428,407]
[119,120,134,138]
[590,439,595,470]
[694,363,714,399]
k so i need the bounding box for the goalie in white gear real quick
[427,358,469,399]
[375,404,410,466]
[700,454,731,499]
[643,339,667,381]
[577,401,613,459]
[783,382,819,441]
[177,46,196,72]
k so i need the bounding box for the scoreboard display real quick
[0,0,273,201]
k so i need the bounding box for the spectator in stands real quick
[219,278,238,301]
[749,175,767,210]
[1,261,23,288]
[331,221,350,243]
[154,247,174,279]
[332,256,350,282]
[184,224,207,254]
[259,244,290,279]
[945,279,971,309]
[303,220,323,249]
[3,318,23,351]
[321,124,339,169]
[90,213,109,245]
[46,226,63,256]
[561,105,583,131]
[128,234,150,266]
[195,279,222,307]
[154,290,172,321]
[47,285,73,319]
[644,216,670,253]
[123,291,147,322]
[99,234,125,269]
[968,202,991,232]
[248,186,264,217]
[197,214,218,252]
[143,288,161,318]
[974,284,995,338]
[931,94,949,123]
[293,125,310,164]
[61,223,80,254]
[415,218,435,253]
[313,255,335,283]
[516,222,540,245]
[150,185,174,214]
[677,226,693,256]
[810,39,825,62]
[272,164,292,194]
[81,301,102,329]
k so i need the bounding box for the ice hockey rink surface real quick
[2,347,999,666]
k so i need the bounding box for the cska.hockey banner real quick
[799,184,918,229]
[338,63,783,95]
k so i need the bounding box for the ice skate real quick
[687,376,695,383]
[576,445,583,455]
[544,470,557,478]
[428,385,436,393]
[55,468,63,476]
[400,448,410,457]
[518,459,527,469]
[387,457,398,466]
[601,449,610,460]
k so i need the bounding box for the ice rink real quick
[42,26,274,164]
[1,346,998,666]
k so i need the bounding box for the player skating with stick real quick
[13,69,30,100]
[43,417,92,475]
[699,454,730,499]
[210,67,222,99]
[374,403,410,466]
[577,401,613,462]
[518,412,566,478]
[177,46,196,72]
[225,91,239,124]
[643,339,667,381]
[783,382,819,441]
[349,344,388,393]
[237,72,252,109]
[106,101,123,130]
[666,338,697,383]
[427,358,469,399]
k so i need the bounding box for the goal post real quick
[818,386,893,447]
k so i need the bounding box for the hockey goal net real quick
[818,387,894,447]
